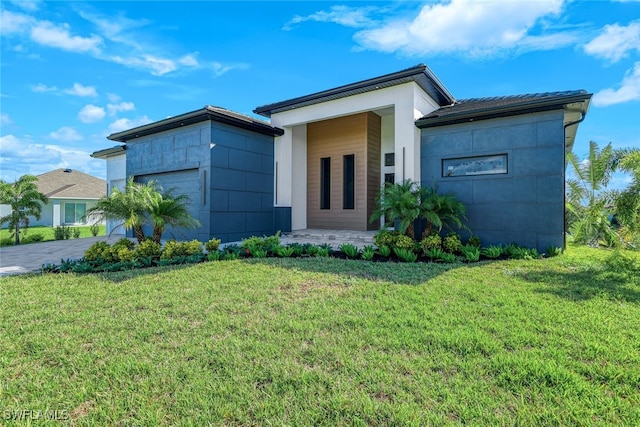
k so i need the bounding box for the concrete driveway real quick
[0,235,128,277]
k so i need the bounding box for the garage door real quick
[137,169,201,240]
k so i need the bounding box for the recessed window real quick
[385,153,395,167]
[343,154,355,209]
[320,157,331,210]
[443,154,508,177]
[384,173,395,184]
[64,202,86,224]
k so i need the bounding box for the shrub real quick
[22,233,44,243]
[54,225,71,240]
[287,243,305,256]
[442,233,461,253]
[316,245,331,257]
[304,244,319,256]
[275,245,295,258]
[340,243,360,259]
[207,251,221,261]
[373,230,403,248]
[72,228,81,239]
[241,232,280,254]
[420,233,442,253]
[204,238,221,252]
[135,239,162,260]
[361,245,375,261]
[546,246,563,257]
[467,235,481,248]
[481,246,502,259]
[394,235,416,250]
[116,247,137,262]
[251,248,268,258]
[393,247,417,263]
[90,223,100,237]
[222,251,239,261]
[439,252,457,263]
[112,237,135,251]
[377,245,391,258]
[509,247,539,260]
[460,244,480,262]
[161,240,203,260]
[85,241,114,263]
[425,247,444,260]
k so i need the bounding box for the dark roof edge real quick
[107,106,284,142]
[91,145,126,159]
[254,64,455,117]
[416,92,592,129]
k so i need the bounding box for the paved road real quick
[0,235,128,277]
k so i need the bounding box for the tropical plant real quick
[460,244,480,262]
[481,246,503,259]
[467,235,481,248]
[612,148,640,247]
[146,189,200,244]
[393,247,417,263]
[86,177,155,243]
[373,230,403,248]
[442,233,462,253]
[339,243,360,259]
[361,245,375,261]
[425,247,444,260]
[546,246,563,257]
[438,252,457,263]
[417,184,467,236]
[420,233,442,252]
[0,174,48,244]
[377,245,391,258]
[135,239,162,260]
[566,141,619,247]
[370,180,420,236]
[160,240,203,260]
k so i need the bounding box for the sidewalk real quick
[0,235,128,277]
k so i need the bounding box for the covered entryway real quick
[306,112,380,230]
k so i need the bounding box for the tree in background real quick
[613,149,640,248]
[0,174,48,244]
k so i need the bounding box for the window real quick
[64,202,86,224]
[443,154,508,177]
[320,157,331,210]
[343,154,355,209]
[385,153,395,167]
[384,173,395,184]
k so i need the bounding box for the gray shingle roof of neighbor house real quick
[415,90,592,128]
[35,169,106,199]
[107,105,285,142]
[253,64,456,118]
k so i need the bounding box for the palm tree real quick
[566,141,619,246]
[613,148,640,246]
[146,190,200,243]
[369,179,420,236]
[418,185,467,237]
[86,177,157,243]
[0,174,48,244]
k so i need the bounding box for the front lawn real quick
[1,245,639,425]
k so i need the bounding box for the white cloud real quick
[351,0,567,57]
[0,134,105,182]
[78,104,106,123]
[283,5,377,30]
[30,21,102,53]
[64,83,98,97]
[107,101,135,116]
[584,21,640,63]
[107,93,121,103]
[48,126,83,141]
[9,1,41,12]
[211,61,249,77]
[109,54,176,76]
[0,10,34,35]
[107,115,153,133]
[593,62,640,107]
[1,113,13,125]
[179,54,199,67]
[31,83,58,93]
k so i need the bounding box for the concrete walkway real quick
[0,229,378,277]
[0,235,128,277]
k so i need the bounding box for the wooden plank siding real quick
[307,112,381,230]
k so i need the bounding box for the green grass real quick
[0,225,106,244]
[1,245,639,425]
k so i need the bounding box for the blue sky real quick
[1,0,639,187]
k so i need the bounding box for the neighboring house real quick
[92,64,591,251]
[28,169,106,227]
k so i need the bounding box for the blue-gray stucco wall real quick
[209,122,278,243]
[126,120,280,243]
[420,110,566,252]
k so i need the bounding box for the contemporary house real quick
[23,168,105,227]
[92,64,591,251]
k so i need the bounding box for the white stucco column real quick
[291,125,307,230]
[274,131,292,207]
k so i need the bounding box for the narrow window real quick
[343,154,355,209]
[320,157,331,210]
